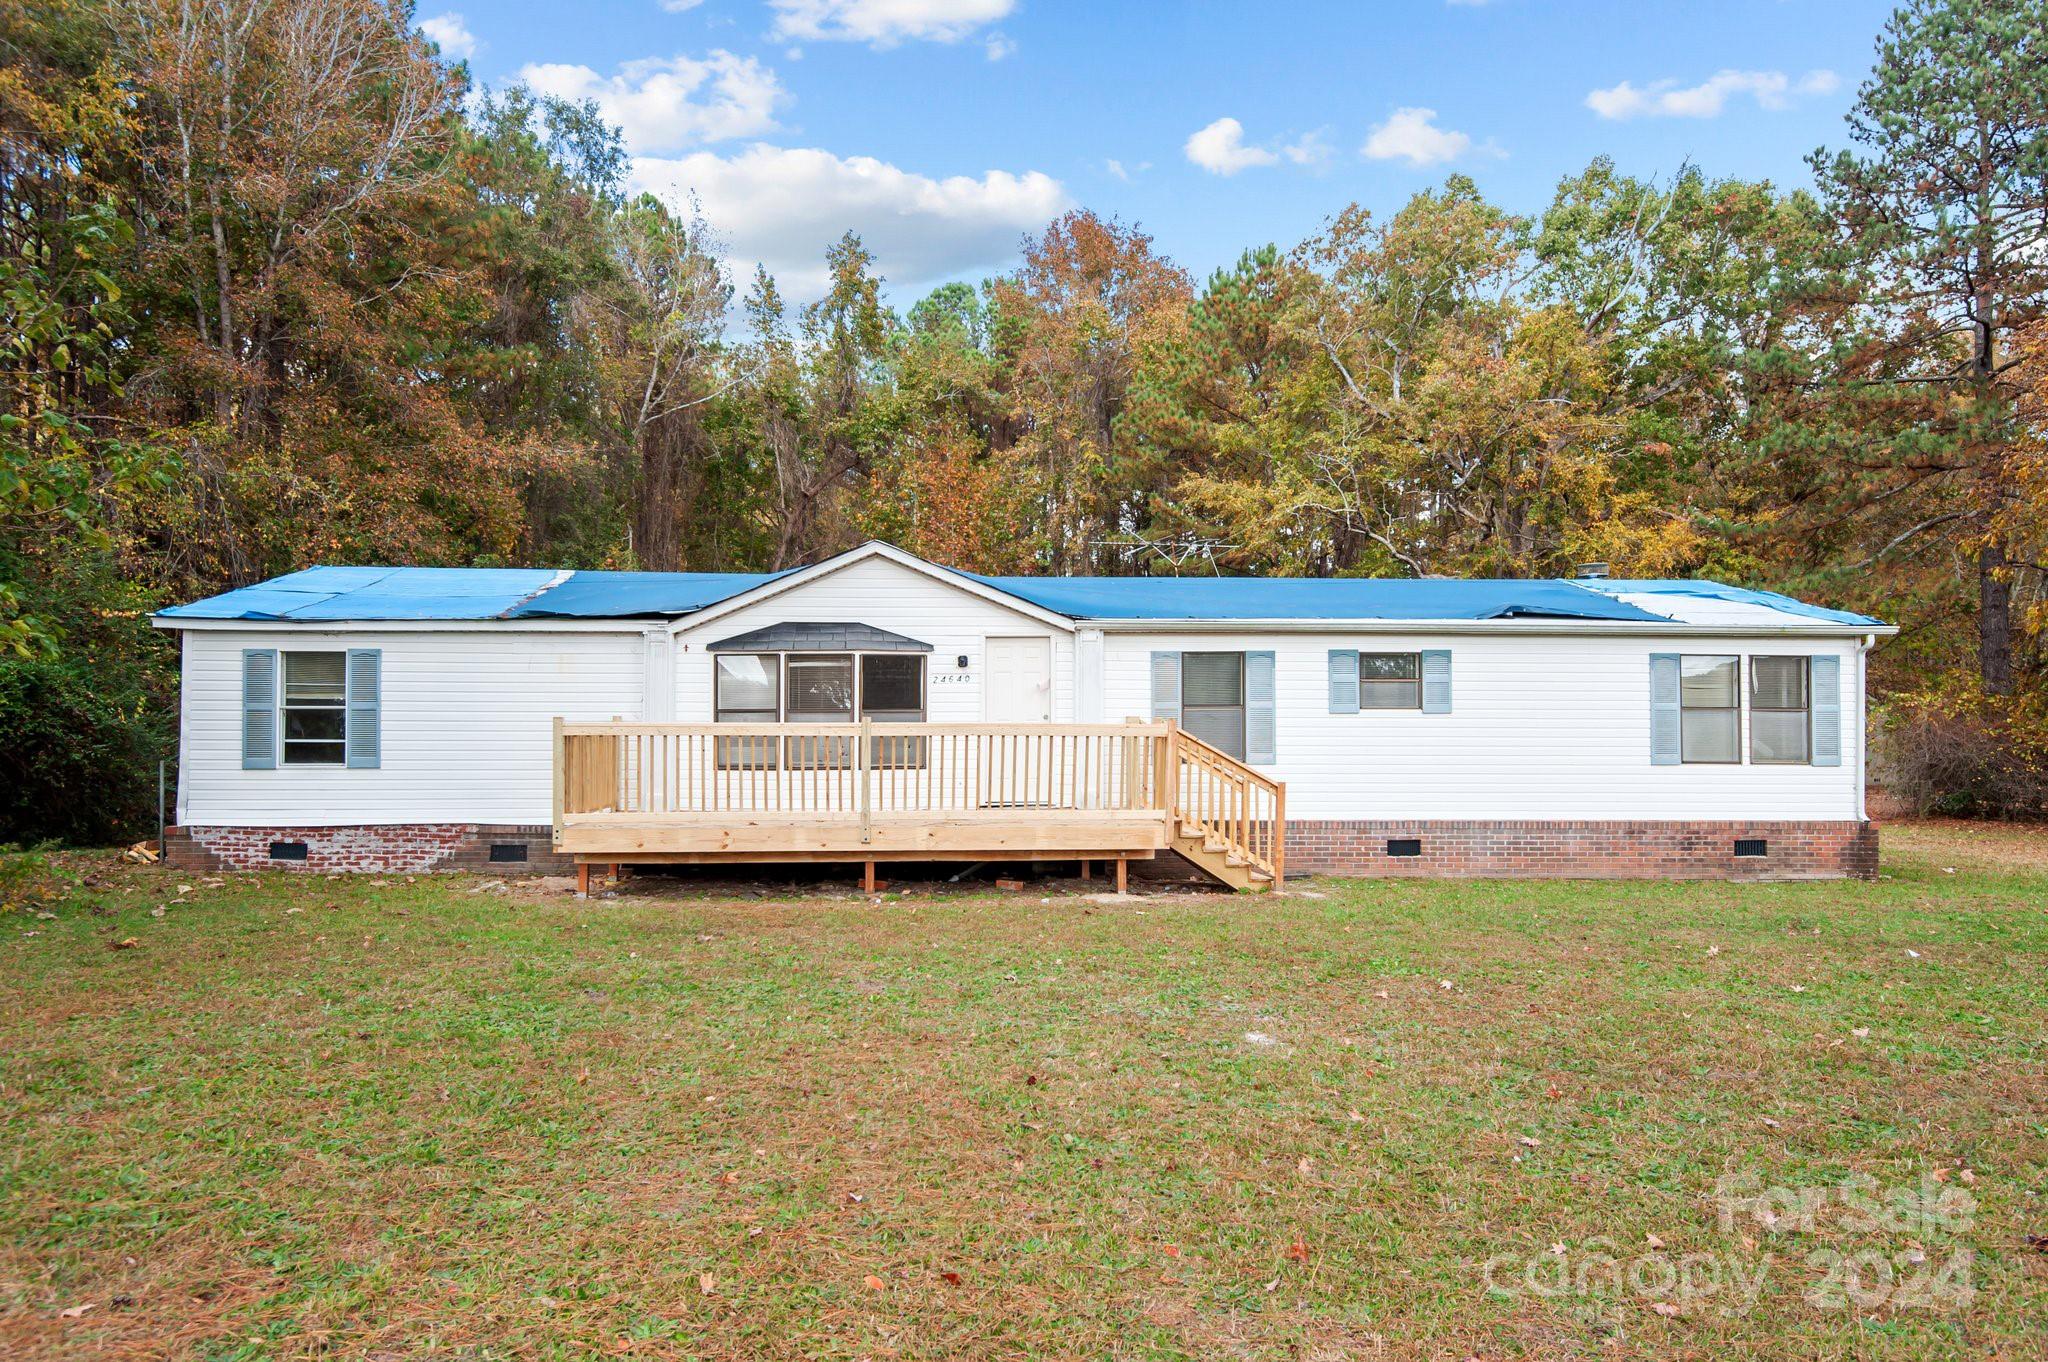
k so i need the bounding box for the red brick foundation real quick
[165,818,1879,881]
[164,824,571,875]
[1286,819,1879,880]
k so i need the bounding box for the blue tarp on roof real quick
[158,566,791,622]
[156,559,1883,628]
[1586,579,1886,628]
[969,573,1668,622]
[505,570,785,618]
[157,566,563,621]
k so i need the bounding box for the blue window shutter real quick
[1649,653,1681,765]
[1149,651,1181,722]
[241,649,277,770]
[1328,649,1359,713]
[1245,650,1276,764]
[346,648,382,769]
[1810,654,1842,767]
[1421,649,1452,713]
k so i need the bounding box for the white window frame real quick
[1679,654,1741,765]
[1748,655,1813,765]
[1356,652,1423,711]
[280,650,347,767]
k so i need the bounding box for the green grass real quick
[2,823,2045,1359]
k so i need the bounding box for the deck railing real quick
[1171,726,1286,886]
[553,717,1284,887]
[556,720,1172,820]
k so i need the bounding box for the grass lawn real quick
[2,824,2045,1360]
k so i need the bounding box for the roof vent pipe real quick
[1573,563,1610,580]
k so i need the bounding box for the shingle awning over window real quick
[706,622,933,653]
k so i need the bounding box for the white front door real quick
[984,636,1052,721]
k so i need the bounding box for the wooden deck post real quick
[1079,858,1091,880]
[857,717,872,846]
[1272,783,1286,890]
[863,860,877,894]
[1154,720,1179,828]
[551,716,566,848]
[1115,856,1128,894]
[576,861,590,897]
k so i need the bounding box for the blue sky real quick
[421,0,1899,304]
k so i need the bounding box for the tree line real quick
[5,0,2048,841]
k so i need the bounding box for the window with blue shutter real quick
[1327,649,1359,713]
[346,648,382,769]
[1810,654,1842,767]
[241,649,277,770]
[1245,651,1276,764]
[1649,654,1681,765]
[1420,650,1452,713]
[1149,651,1181,723]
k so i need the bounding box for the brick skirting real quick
[1286,819,1879,880]
[164,824,571,875]
[165,818,1878,881]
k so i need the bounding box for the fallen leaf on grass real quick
[1650,1301,1682,1317]
[863,1274,885,1291]
[1851,1027,1871,1039]
[1645,1233,1665,1250]
[938,1270,962,1286]
[1286,1239,1309,1262]
[108,938,137,951]
[1517,1136,1542,1148]
[1161,1244,1180,1259]
[59,1303,93,1319]
[698,1272,715,1296]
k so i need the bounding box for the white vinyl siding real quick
[1102,631,1863,822]
[179,627,648,825]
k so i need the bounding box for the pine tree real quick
[1815,0,2048,693]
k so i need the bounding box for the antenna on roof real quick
[1573,563,1611,580]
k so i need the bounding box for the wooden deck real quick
[552,720,1285,891]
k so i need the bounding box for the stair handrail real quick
[1164,721,1287,888]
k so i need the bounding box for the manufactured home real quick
[153,541,1895,887]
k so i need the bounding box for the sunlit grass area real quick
[3,824,2044,1359]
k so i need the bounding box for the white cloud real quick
[1586,68,1839,120]
[1184,117,1278,176]
[418,12,476,59]
[630,144,1069,300]
[983,31,1016,61]
[1362,107,1476,166]
[659,0,704,10]
[1283,129,1332,167]
[769,0,1015,47]
[519,51,784,154]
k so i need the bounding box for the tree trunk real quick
[1979,537,2013,696]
